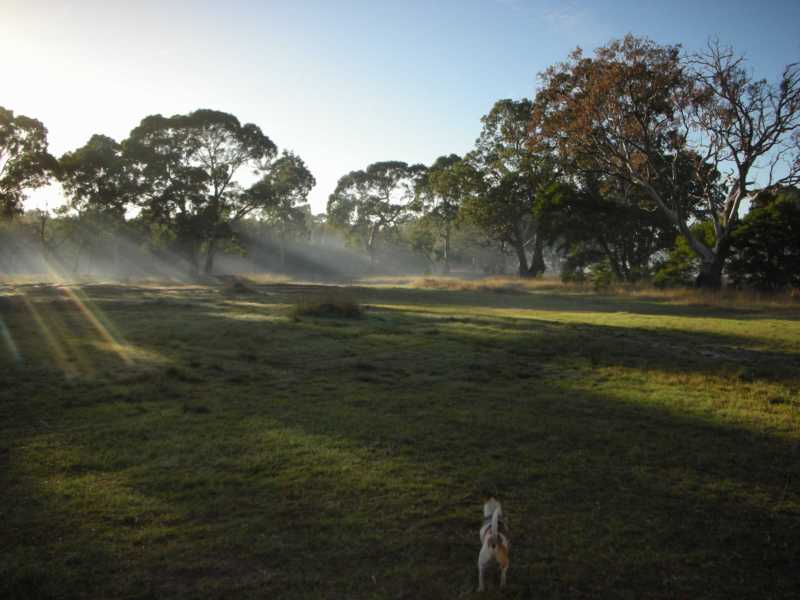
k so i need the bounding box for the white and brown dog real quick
[478,497,510,592]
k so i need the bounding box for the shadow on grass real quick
[2,284,799,598]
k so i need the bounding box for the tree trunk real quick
[279,229,286,268]
[695,254,725,289]
[694,235,731,289]
[514,242,531,277]
[203,238,217,275]
[367,224,378,268]
[368,244,376,267]
[442,226,451,275]
[186,241,200,278]
[528,233,546,277]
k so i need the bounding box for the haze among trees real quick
[2,35,799,289]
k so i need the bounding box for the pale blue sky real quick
[3,0,799,213]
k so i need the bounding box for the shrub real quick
[728,188,800,290]
[291,292,363,319]
[653,222,716,288]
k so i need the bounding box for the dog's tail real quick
[490,503,500,548]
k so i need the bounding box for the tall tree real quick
[0,106,56,219]
[59,134,135,273]
[464,99,558,277]
[413,154,478,274]
[124,109,278,275]
[249,151,316,266]
[532,35,800,287]
[327,161,424,266]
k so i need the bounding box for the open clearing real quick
[1,280,799,598]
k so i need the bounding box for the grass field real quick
[1,278,799,598]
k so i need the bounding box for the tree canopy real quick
[464,99,559,277]
[249,151,316,265]
[0,106,57,220]
[531,35,800,287]
[413,154,478,274]
[124,109,278,274]
[327,161,424,265]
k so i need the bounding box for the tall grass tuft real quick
[291,291,363,319]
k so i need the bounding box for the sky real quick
[3,0,799,214]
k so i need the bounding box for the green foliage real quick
[249,151,316,265]
[728,188,800,290]
[0,106,57,219]
[124,109,279,274]
[589,261,614,290]
[327,161,424,264]
[464,99,559,277]
[553,175,678,282]
[413,154,478,273]
[653,221,716,288]
[59,134,132,220]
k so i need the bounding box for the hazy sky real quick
[3,0,799,214]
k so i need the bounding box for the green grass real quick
[1,280,799,598]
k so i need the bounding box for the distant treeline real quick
[2,35,799,288]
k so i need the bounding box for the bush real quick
[653,222,716,288]
[589,262,614,290]
[291,292,363,319]
[728,188,800,290]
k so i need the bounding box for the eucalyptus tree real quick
[249,151,316,266]
[413,154,478,274]
[123,109,278,275]
[59,134,134,272]
[0,106,57,219]
[532,35,800,287]
[327,161,425,266]
[464,99,558,277]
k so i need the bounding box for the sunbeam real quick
[57,285,134,366]
[19,292,78,377]
[37,253,136,367]
[0,316,22,364]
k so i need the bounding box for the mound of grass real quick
[291,292,363,319]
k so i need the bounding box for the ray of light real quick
[0,317,23,364]
[19,293,78,378]
[36,253,136,367]
[57,285,134,366]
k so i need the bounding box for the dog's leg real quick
[497,540,509,588]
[477,543,492,592]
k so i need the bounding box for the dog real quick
[477,497,510,591]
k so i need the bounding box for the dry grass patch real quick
[234,272,294,285]
[410,276,567,293]
[609,284,800,310]
[406,275,800,311]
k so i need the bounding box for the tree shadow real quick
[3,284,799,598]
